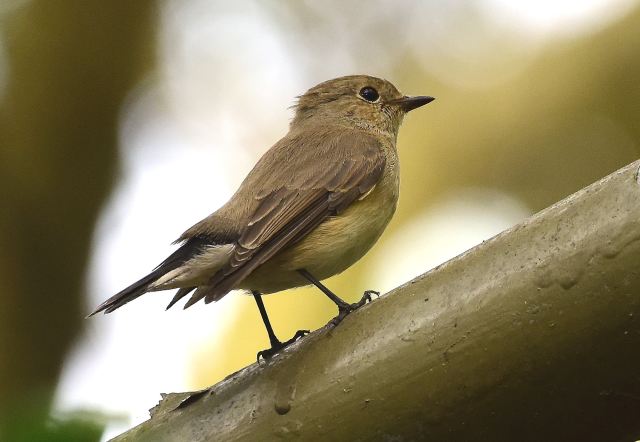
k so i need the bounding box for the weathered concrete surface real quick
[114,160,640,442]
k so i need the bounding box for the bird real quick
[89,74,434,359]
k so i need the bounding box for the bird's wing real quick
[183,128,386,307]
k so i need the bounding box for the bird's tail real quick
[87,237,209,317]
[87,268,166,316]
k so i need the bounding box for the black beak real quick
[387,95,435,112]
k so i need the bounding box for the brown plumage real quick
[89,75,434,353]
[183,128,386,307]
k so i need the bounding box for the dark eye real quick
[359,86,379,102]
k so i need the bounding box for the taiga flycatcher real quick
[90,75,434,358]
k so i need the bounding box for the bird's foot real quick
[256,329,310,362]
[330,290,380,327]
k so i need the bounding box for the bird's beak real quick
[387,95,435,112]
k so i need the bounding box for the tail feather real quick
[88,237,210,316]
[166,287,196,310]
[183,287,207,309]
[88,269,166,316]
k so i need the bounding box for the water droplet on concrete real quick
[275,403,291,415]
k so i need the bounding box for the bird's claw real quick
[256,329,310,362]
[364,290,380,299]
[330,290,379,327]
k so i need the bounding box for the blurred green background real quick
[1,0,638,440]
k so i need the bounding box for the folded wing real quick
[182,128,386,307]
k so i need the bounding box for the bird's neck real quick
[349,119,399,143]
[293,115,399,144]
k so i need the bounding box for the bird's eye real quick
[359,86,379,102]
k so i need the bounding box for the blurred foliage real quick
[5,405,105,442]
[0,0,155,439]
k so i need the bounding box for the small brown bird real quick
[90,75,434,358]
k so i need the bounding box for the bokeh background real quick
[1,0,639,440]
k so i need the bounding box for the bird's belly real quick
[239,183,398,294]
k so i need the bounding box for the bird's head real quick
[292,75,434,136]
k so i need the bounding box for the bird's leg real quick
[252,291,309,361]
[297,269,378,326]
